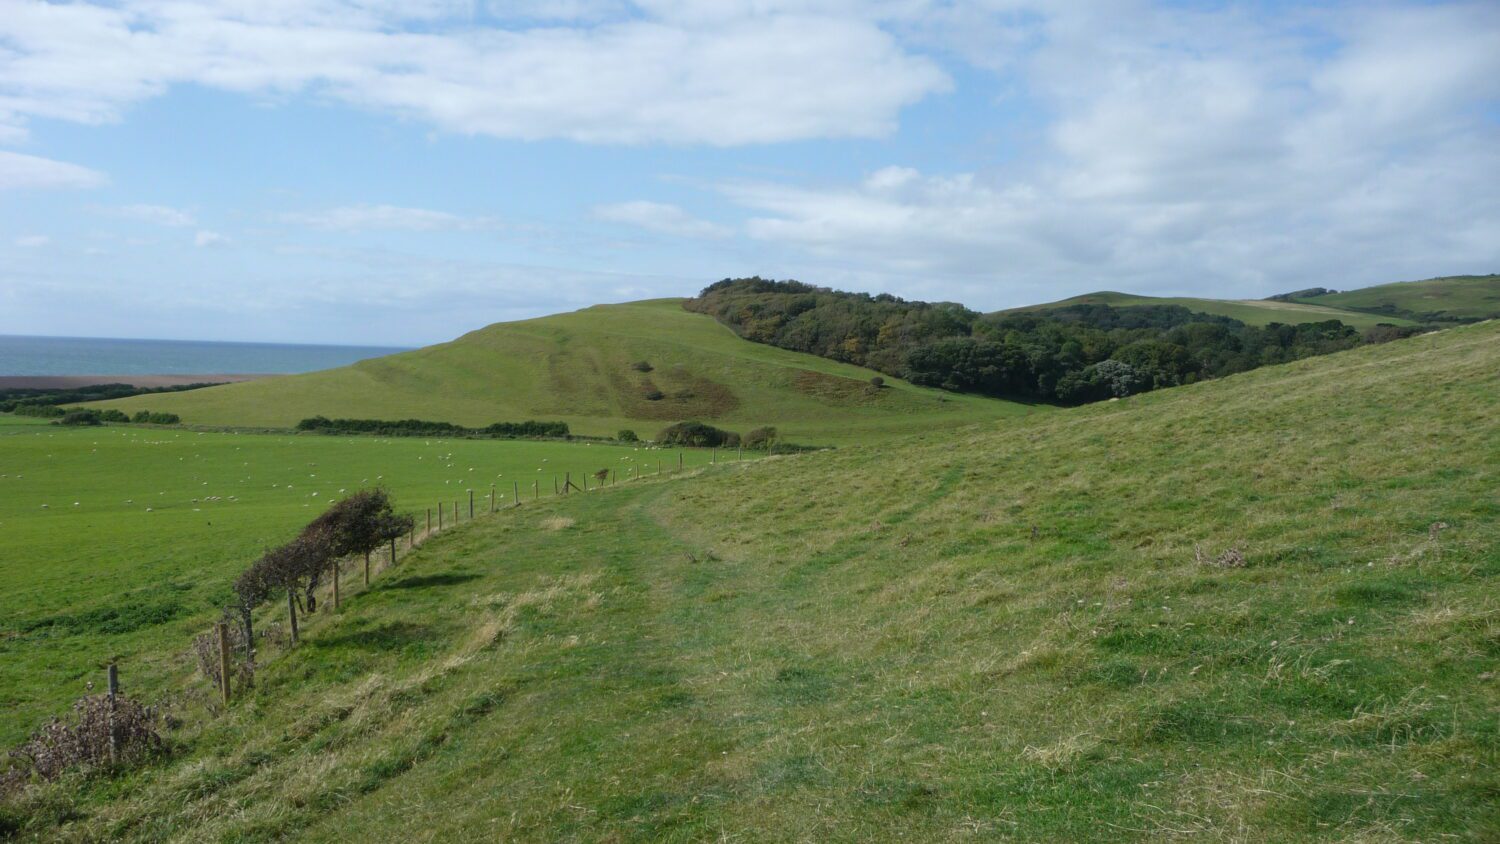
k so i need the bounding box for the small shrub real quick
[98,409,130,423]
[8,693,165,782]
[631,361,654,372]
[1194,544,1247,568]
[131,411,180,424]
[617,429,639,442]
[743,426,778,449]
[644,389,665,401]
[869,376,885,388]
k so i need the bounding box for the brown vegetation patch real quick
[610,366,740,420]
[792,369,886,405]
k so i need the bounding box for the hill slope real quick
[90,300,1030,444]
[1291,274,1500,323]
[1009,290,1417,328]
[17,322,1497,841]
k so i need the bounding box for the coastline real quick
[0,374,271,389]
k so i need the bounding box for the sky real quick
[1,0,1497,346]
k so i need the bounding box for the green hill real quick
[17,322,1497,841]
[91,300,1032,444]
[1009,290,1416,328]
[1291,274,1500,323]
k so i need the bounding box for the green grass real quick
[1009,290,1418,328]
[0,415,744,746]
[88,299,1035,443]
[1292,274,1500,323]
[5,322,1495,841]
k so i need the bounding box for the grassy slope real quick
[1009,291,1417,328]
[90,300,1030,444]
[12,323,1496,842]
[0,417,736,746]
[1293,274,1500,322]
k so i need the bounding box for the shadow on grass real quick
[310,621,439,652]
[380,572,482,591]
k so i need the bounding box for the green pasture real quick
[3,323,1495,841]
[0,417,738,746]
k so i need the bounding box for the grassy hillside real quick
[1010,290,1416,328]
[1292,274,1500,323]
[10,322,1495,841]
[90,300,1031,444]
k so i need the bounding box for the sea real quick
[0,334,409,376]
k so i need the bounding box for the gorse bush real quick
[742,426,778,449]
[129,411,180,424]
[617,429,640,443]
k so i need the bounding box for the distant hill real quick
[1007,290,1417,328]
[1287,274,1500,324]
[90,299,1031,444]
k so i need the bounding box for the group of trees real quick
[49,408,179,425]
[296,416,569,439]
[686,278,1423,405]
[231,489,413,655]
[655,421,799,451]
[0,382,218,415]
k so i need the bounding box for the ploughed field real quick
[0,416,734,746]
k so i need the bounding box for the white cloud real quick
[14,234,50,247]
[0,1,948,145]
[718,2,1500,303]
[194,230,229,248]
[0,150,106,190]
[108,204,196,227]
[279,204,495,232]
[593,200,731,239]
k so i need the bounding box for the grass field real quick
[1009,290,1418,328]
[1292,274,1500,323]
[5,321,1495,841]
[0,415,742,747]
[88,300,1034,443]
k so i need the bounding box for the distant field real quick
[1010,290,1417,328]
[1293,274,1500,323]
[0,415,740,746]
[89,300,1037,444]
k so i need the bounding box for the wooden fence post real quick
[439,502,444,530]
[565,472,571,495]
[107,664,119,765]
[216,622,232,704]
[426,508,432,537]
[514,481,520,507]
[332,560,340,609]
[490,484,495,514]
[364,550,371,585]
[287,589,299,645]
[390,537,397,568]
[679,451,683,471]
[469,489,474,518]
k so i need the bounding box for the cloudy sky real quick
[2,0,1497,345]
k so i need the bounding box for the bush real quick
[743,426,778,449]
[58,410,101,426]
[98,409,129,423]
[657,421,739,448]
[617,429,639,442]
[644,389,665,401]
[9,693,164,781]
[131,411,180,424]
[869,376,885,387]
[631,361,654,372]
[295,416,566,439]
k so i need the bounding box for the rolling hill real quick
[14,320,1497,841]
[1007,290,1418,328]
[91,300,1033,444]
[1289,274,1500,324]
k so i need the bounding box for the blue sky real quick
[2,0,1497,345]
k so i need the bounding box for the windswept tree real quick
[250,528,333,644]
[304,489,413,587]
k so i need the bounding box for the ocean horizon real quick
[0,334,410,376]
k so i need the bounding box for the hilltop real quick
[14,320,1497,841]
[1007,290,1417,328]
[1288,274,1500,324]
[91,300,1029,444]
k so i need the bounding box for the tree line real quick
[296,416,570,439]
[685,278,1425,404]
[0,382,218,414]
